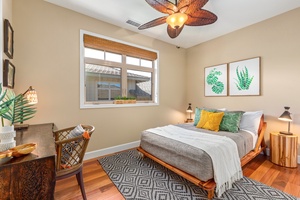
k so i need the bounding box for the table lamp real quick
[23,86,38,104]
[278,106,293,135]
[186,103,193,122]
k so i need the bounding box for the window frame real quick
[80,30,159,109]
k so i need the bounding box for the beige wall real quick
[2,0,13,83]
[2,0,12,25]
[12,0,187,151]
[186,8,300,156]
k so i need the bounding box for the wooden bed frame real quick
[137,116,267,200]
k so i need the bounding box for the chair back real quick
[54,125,95,174]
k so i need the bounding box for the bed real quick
[137,110,267,199]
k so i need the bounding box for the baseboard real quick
[84,140,140,160]
[264,147,300,164]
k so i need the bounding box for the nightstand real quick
[270,132,298,168]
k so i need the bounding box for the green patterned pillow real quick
[219,111,245,133]
[193,107,217,126]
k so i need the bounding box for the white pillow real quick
[240,111,263,135]
[68,124,85,139]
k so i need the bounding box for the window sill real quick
[80,102,159,109]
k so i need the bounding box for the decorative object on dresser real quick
[0,142,37,159]
[270,132,298,168]
[0,123,56,200]
[0,85,16,151]
[185,103,193,122]
[3,59,15,89]
[0,125,16,152]
[3,19,14,59]
[278,106,293,135]
[54,124,95,200]
[0,84,37,131]
[0,84,37,149]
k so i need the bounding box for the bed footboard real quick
[137,147,216,200]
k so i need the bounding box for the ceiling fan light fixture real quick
[166,13,188,29]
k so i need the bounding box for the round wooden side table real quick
[270,132,298,168]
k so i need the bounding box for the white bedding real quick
[242,129,258,149]
[146,125,243,197]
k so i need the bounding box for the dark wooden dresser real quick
[0,123,56,200]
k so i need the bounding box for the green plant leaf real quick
[1,90,37,125]
[212,81,224,94]
[206,68,222,85]
[234,66,254,90]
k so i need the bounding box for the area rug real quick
[99,149,297,200]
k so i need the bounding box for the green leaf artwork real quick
[206,68,224,94]
[234,66,254,90]
[212,81,224,94]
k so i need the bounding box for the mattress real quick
[140,123,254,181]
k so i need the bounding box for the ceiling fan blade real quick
[177,0,190,13]
[167,25,184,38]
[145,0,177,14]
[182,0,209,15]
[185,9,217,26]
[138,16,168,30]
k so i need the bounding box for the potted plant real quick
[127,96,136,104]
[113,96,136,104]
[0,84,37,151]
[113,96,124,104]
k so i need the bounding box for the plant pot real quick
[0,125,16,152]
[113,100,136,104]
[126,100,136,104]
[114,100,124,104]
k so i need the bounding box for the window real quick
[80,30,159,108]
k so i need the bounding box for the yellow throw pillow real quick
[196,110,224,131]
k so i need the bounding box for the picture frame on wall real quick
[229,57,260,96]
[3,59,16,89]
[4,19,14,59]
[204,64,228,96]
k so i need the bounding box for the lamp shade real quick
[278,106,292,122]
[186,103,192,113]
[278,106,293,135]
[166,13,188,29]
[24,86,38,105]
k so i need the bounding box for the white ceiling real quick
[45,0,300,49]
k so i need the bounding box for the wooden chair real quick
[54,125,95,200]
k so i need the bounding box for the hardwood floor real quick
[55,152,300,199]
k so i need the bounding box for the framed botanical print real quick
[229,57,260,96]
[4,19,14,59]
[3,59,15,89]
[204,64,227,96]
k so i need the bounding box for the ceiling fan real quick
[138,0,217,39]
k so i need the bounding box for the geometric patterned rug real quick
[99,149,297,200]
